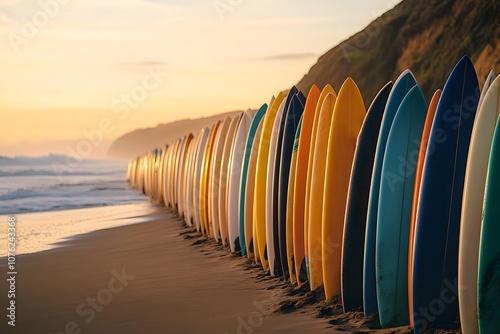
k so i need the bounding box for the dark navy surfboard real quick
[278,93,305,281]
[412,55,479,333]
[271,86,299,277]
[364,71,417,317]
[341,82,392,312]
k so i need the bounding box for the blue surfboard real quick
[364,70,417,317]
[412,55,479,333]
[376,85,428,327]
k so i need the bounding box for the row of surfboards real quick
[127,55,499,334]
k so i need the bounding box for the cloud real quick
[234,16,329,27]
[113,61,168,70]
[243,53,318,61]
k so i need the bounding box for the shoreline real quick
[0,202,157,257]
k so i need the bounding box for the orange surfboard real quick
[408,89,441,325]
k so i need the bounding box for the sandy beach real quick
[0,205,355,334]
[1,203,466,333]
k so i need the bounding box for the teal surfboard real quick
[239,104,268,255]
[376,85,427,327]
[478,79,500,334]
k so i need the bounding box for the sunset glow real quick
[0,0,399,157]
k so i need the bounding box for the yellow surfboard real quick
[251,97,274,263]
[245,118,265,259]
[307,90,337,291]
[302,85,336,289]
[179,134,194,220]
[207,124,223,238]
[185,134,200,226]
[286,119,301,285]
[293,85,321,287]
[253,92,286,271]
[322,78,366,300]
[168,139,181,210]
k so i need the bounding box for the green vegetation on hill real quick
[297,0,500,105]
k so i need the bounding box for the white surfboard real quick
[227,109,257,252]
[209,117,232,241]
[218,116,241,247]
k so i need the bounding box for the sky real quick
[0,0,401,157]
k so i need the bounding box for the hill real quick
[297,0,500,105]
[107,111,242,159]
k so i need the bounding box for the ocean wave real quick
[0,188,41,200]
[0,154,104,166]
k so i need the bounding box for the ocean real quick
[0,154,155,256]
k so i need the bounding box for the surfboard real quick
[193,128,210,232]
[156,147,165,205]
[179,140,188,217]
[239,104,268,255]
[254,92,286,271]
[168,139,181,210]
[228,109,257,253]
[190,133,204,225]
[158,145,169,206]
[218,116,241,246]
[178,135,192,212]
[304,85,336,288]
[245,116,266,259]
[376,85,427,327]
[184,138,196,222]
[412,55,479,333]
[180,139,191,220]
[209,117,232,241]
[174,136,187,211]
[407,89,441,326]
[200,121,221,235]
[181,134,195,220]
[459,71,498,334]
[187,129,203,226]
[341,82,392,312]
[478,99,500,334]
[207,124,223,236]
[322,78,366,300]
[182,134,193,226]
[206,124,222,236]
[307,92,337,291]
[293,85,321,288]
[165,141,175,208]
[278,93,305,281]
[266,89,296,276]
[286,116,303,285]
[364,70,417,317]
[163,142,173,208]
